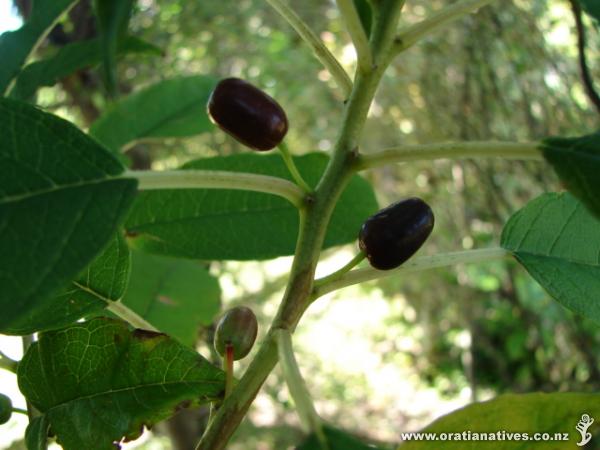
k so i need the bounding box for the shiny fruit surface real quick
[207,78,288,151]
[359,197,434,270]
[214,306,258,361]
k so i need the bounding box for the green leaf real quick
[93,0,136,96]
[399,393,600,450]
[580,0,600,22]
[298,425,382,450]
[120,251,221,346]
[18,318,225,450]
[501,192,600,323]
[541,131,600,219]
[0,97,137,329]
[0,0,77,93]
[2,233,130,335]
[353,0,373,37]
[125,153,379,260]
[89,75,217,152]
[10,36,161,101]
[25,416,50,450]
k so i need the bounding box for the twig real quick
[265,0,353,96]
[569,0,600,115]
[354,141,542,170]
[313,247,510,298]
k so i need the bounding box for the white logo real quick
[576,414,594,447]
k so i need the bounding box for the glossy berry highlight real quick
[214,306,258,361]
[358,197,434,270]
[207,78,288,151]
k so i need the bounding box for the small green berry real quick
[214,306,258,361]
[0,393,13,425]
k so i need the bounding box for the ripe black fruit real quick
[358,197,434,270]
[214,306,258,361]
[207,78,288,151]
[0,393,12,425]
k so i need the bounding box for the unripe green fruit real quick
[0,393,12,425]
[214,306,258,361]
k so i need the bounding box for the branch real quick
[0,350,18,373]
[126,169,306,209]
[354,141,542,170]
[265,0,353,97]
[275,329,328,448]
[336,0,373,73]
[195,4,406,448]
[313,248,510,298]
[106,301,159,331]
[569,0,600,115]
[394,0,497,53]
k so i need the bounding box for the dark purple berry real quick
[358,198,434,270]
[214,306,258,361]
[207,78,288,151]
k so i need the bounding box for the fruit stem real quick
[275,329,329,450]
[125,169,305,209]
[265,0,353,97]
[336,0,373,73]
[105,301,159,331]
[278,142,313,193]
[354,141,542,170]
[224,344,235,399]
[394,0,498,54]
[313,251,366,290]
[313,247,510,298]
[0,350,17,373]
[12,407,28,416]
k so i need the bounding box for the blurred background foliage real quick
[2,0,600,449]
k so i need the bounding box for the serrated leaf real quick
[580,0,600,22]
[10,36,161,101]
[89,75,217,152]
[25,416,50,450]
[353,0,373,37]
[0,0,77,93]
[0,97,137,329]
[125,153,379,260]
[399,393,600,449]
[298,425,382,450]
[2,233,130,335]
[18,318,225,450]
[542,131,600,219]
[501,193,600,323]
[93,0,136,96]
[120,251,221,346]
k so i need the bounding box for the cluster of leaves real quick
[1,0,600,449]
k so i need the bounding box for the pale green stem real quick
[278,143,312,193]
[313,251,366,289]
[355,141,542,170]
[265,0,353,97]
[12,408,29,416]
[106,301,159,331]
[0,350,17,373]
[336,0,373,73]
[394,0,498,53]
[125,169,305,209]
[275,329,329,450]
[313,248,510,298]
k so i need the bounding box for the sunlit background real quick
[1,0,599,449]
